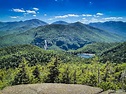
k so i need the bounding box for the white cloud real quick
[10,16,19,19]
[12,8,25,12]
[80,18,89,23]
[26,10,36,14]
[82,18,86,20]
[55,14,79,19]
[33,15,36,17]
[82,14,92,17]
[67,14,79,17]
[33,8,39,11]
[93,15,99,18]
[103,17,123,20]
[55,15,68,18]
[80,17,124,24]
[96,13,103,16]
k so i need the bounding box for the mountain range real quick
[89,21,126,38]
[0,19,126,50]
[0,19,48,36]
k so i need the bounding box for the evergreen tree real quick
[45,57,59,83]
[32,66,40,82]
[73,70,77,84]
[62,66,70,84]
[12,57,30,85]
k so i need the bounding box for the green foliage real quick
[0,44,126,92]
[0,22,123,50]
[11,57,30,85]
[45,57,60,83]
[100,42,126,63]
[0,44,87,69]
[98,82,119,91]
[61,66,71,84]
[73,42,119,55]
[32,66,40,83]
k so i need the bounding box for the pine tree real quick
[62,66,70,84]
[32,66,40,82]
[45,57,59,83]
[73,70,77,84]
[12,57,30,85]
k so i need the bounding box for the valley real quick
[0,0,126,93]
[0,19,126,93]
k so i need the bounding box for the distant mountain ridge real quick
[52,21,69,25]
[0,21,124,50]
[0,19,48,36]
[89,21,126,38]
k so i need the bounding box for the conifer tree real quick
[12,57,30,85]
[62,66,70,84]
[45,57,59,83]
[32,66,40,82]
[73,70,77,84]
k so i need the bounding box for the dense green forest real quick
[69,42,120,55]
[100,42,126,63]
[0,44,126,91]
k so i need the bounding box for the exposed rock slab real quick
[0,83,102,94]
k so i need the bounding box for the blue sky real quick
[0,0,126,23]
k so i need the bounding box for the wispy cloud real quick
[80,17,123,24]
[26,10,36,14]
[10,16,19,19]
[12,8,25,13]
[33,8,39,11]
[67,14,79,17]
[103,17,123,20]
[55,15,68,18]
[82,14,92,17]
[55,14,79,19]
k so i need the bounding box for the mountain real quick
[0,19,48,36]
[52,21,69,25]
[0,22,124,50]
[100,42,126,63]
[73,42,120,55]
[89,21,126,38]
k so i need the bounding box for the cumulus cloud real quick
[96,13,103,16]
[12,8,25,12]
[33,8,39,11]
[26,10,36,14]
[11,8,39,17]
